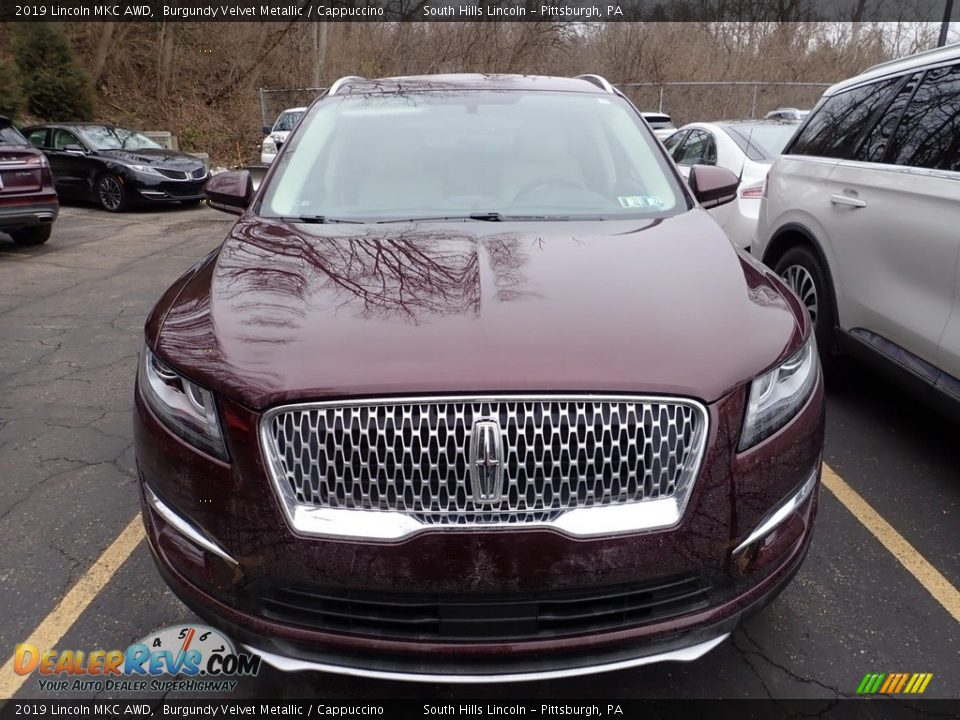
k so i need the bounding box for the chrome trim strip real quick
[244,633,729,683]
[145,486,238,566]
[732,466,819,555]
[258,394,709,541]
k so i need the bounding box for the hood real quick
[98,148,204,170]
[154,210,806,410]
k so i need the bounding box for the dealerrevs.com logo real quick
[15,624,261,693]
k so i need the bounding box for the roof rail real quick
[864,41,960,74]
[575,74,616,93]
[327,76,366,96]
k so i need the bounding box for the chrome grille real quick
[156,168,188,180]
[262,397,707,527]
[191,167,207,179]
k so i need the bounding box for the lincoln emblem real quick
[469,419,504,504]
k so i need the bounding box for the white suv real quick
[755,43,960,416]
[260,107,306,164]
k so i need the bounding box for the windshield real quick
[260,91,687,222]
[724,123,799,161]
[273,111,304,132]
[0,124,28,146]
[79,126,163,151]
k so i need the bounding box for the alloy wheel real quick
[98,176,123,211]
[781,264,818,323]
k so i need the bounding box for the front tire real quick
[97,174,129,212]
[774,246,836,354]
[9,225,52,246]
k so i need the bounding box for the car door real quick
[662,130,687,159]
[46,128,91,198]
[25,128,48,152]
[673,129,717,180]
[828,64,960,370]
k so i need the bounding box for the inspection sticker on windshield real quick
[618,195,662,209]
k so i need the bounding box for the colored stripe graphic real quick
[879,674,896,693]
[857,672,932,694]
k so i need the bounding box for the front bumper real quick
[0,194,59,229]
[144,497,814,682]
[128,174,206,203]
[134,376,824,681]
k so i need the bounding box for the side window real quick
[856,74,920,163]
[663,131,687,157]
[676,130,716,166]
[789,78,898,158]
[52,129,81,151]
[26,129,48,148]
[886,64,960,172]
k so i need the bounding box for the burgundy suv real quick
[134,74,824,682]
[0,117,58,246]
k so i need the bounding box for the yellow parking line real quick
[822,463,960,624]
[0,514,144,699]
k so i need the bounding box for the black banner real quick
[1,700,959,720]
[2,0,959,22]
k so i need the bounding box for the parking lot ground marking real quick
[0,514,144,698]
[822,463,960,624]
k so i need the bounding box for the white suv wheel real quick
[781,264,819,323]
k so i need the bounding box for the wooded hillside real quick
[0,22,943,164]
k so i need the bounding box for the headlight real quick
[262,138,277,153]
[138,345,228,461]
[739,335,818,450]
[128,163,163,176]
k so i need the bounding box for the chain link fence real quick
[616,81,832,124]
[259,87,327,129]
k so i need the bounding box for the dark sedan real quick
[135,74,824,682]
[22,123,208,212]
[0,117,58,246]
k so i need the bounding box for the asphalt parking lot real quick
[0,204,957,701]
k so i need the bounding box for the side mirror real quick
[261,125,272,136]
[63,144,86,156]
[204,170,253,216]
[688,165,740,209]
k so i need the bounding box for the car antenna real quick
[738,126,757,184]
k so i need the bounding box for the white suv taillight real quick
[740,182,764,199]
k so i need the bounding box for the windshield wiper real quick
[374,213,502,224]
[374,212,591,223]
[281,215,363,224]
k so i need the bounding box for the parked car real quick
[135,73,824,682]
[755,42,960,417]
[764,107,810,122]
[0,117,58,246]
[260,107,306,164]
[22,123,208,212]
[664,120,800,249]
[641,111,677,140]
